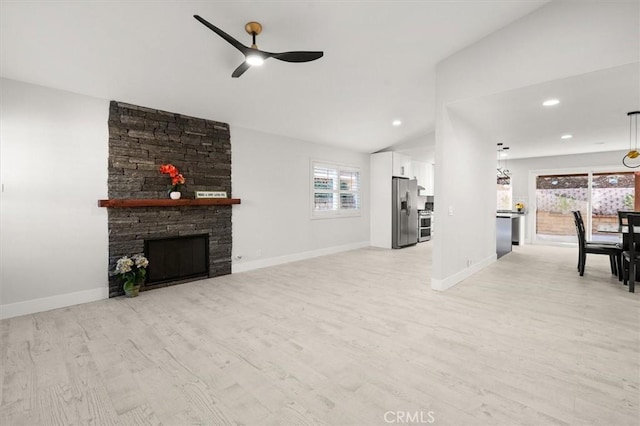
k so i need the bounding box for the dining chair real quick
[572,211,622,277]
[573,210,620,275]
[622,213,640,293]
[574,210,584,271]
[617,211,640,245]
[617,210,640,229]
[588,210,624,279]
[616,211,640,274]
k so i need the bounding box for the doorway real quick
[535,171,637,244]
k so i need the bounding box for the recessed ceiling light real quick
[543,99,560,107]
[500,153,508,157]
[561,134,573,140]
[392,120,402,127]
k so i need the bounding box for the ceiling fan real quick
[194,15,324,78]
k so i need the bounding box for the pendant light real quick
[497,143,511,185]
[623,111,640,168]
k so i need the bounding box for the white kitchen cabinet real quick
[423,162,435,195]
[370,152,393,248]
[409,160,434,195]
[411,160,427,189]
[392,152,412,178]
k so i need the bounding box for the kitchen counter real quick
[497,210,525,217]
[496,216,513,258]
[496,212,526,257]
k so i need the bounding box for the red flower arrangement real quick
[160,164,186,192]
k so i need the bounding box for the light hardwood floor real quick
[1,243,639,425]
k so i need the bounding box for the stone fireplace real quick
[145,234,209,285]
[106,101,233,297]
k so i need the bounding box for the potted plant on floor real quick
[114,254,149,297]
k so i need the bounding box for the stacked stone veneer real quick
[107,101,232,297]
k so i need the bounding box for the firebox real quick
[144,234,209,285]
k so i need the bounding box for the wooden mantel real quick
[98,198,241,208]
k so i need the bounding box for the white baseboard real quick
[0,287,109,320]
[431,253,497,291]
[232,241,370,273]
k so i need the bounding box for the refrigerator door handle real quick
[406,191,411,216]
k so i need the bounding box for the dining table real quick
[597,224,627,234]
[596,224,640,283]
[596,224,626,247]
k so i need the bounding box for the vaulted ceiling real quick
[0,1,548,154]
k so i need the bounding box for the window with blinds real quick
[312,162,361,217]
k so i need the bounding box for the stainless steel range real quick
[418,210,432,242]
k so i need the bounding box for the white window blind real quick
[312,162,361,217]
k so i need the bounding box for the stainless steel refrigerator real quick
[392,177,418,248]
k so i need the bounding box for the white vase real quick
[170,191,181,200]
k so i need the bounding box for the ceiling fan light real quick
[246,54,264,66]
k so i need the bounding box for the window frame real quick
[310,160,361,219]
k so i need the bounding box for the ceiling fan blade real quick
[194,15,249,55]
[270,51,324,63]
[231,62,251,78]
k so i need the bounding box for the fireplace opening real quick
[144,234,209,285]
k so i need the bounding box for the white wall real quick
[231,126,370,272]
[0,79,372,317]
[0,78,109,318]
[432,109,496,290]
[509,150,627,205]
[432,1,639,290]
